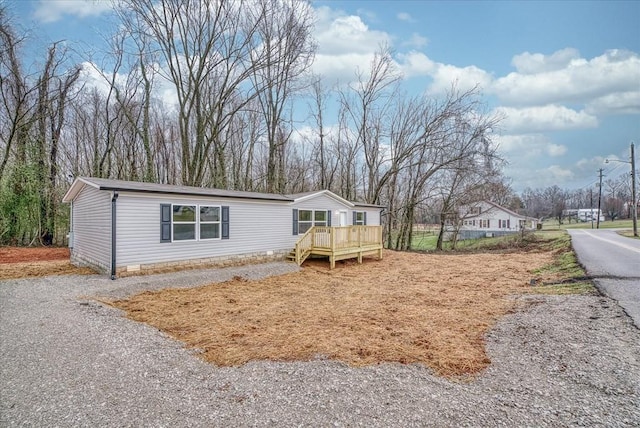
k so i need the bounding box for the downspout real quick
[110,191,118,280]
[68,200,73,248]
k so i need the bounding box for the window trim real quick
[295,208,329,235]
[199,205,222,241]
[354,211,366,226]
[172,204,197,242]
[167,203,226,243]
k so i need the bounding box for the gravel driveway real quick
[1,263,639,427]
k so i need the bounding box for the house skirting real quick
[447,230,523,241]
[73,250,289,277]
[116,250,290,277]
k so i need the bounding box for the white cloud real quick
[397,51,492,94]
[396,51,436,76]
[314,7,389,55]
[544,165,575,180]
[504,162,577,191]
[33,0,114,23]
[496,134,567,158]
[79,61,180,112]
[495,105,598,133]
[397,12,415,23]
[586,91,640,115]
[428,63,492,95]
[403,33,428,49]
[511,48,581,75]
[312,6,391,83]
[312,53,380,83]
[493,49,640,107]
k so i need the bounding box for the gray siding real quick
[71,185,111,271]
[115,192,295,267]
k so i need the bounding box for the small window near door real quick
[298,210,313,234]
[314,210,327,227]
[354,211,365,225]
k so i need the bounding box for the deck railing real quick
[311,225,382,250]
[294,227,314,265]
[293,225,383,267]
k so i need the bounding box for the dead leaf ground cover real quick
[110,240,580,378]
[0,247,95,280]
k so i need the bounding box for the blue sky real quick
[7,0,640,193]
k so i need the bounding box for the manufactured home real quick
[62,177,384,277]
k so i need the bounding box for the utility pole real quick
[631,142,637,237]
[590,188,594,229]
[597,168,604,229]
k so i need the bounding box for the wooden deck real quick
[290,225,383,269]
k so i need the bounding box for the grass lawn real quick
[543,219,634,230]
[109,232,593,378]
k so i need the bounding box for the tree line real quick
[1,0,507,248]
[520,173,637,225]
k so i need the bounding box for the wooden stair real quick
[286,250,296,262]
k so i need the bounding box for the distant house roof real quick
[62,177,385,208]
[462,200,538,222]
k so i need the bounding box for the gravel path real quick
[1,263,639,427]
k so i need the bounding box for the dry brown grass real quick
[110,250,560,377]
[0,246,70,263]
[0,260,96,280]
[0,246,95,279]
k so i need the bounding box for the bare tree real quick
[250,0,315,193]
[121,0,301,187]
[0,8,80,244]
[338,45,401,203]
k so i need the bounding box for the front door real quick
[339,210,348,226]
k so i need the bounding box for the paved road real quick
[569,229,640,328]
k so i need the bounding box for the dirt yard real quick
[111,249,578,377]
[0,247,95,280]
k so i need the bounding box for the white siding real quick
[460,201,528,232]
[115,192,296,267]
[355,207,381,226]
[292,194,382,227]
[292,193,350,227]
[70,186,384,271]
[71,185,111,271]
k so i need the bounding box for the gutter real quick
[110,191,118,280]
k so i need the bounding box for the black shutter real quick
[221,206,230,239]
[363,211,367,225]
[292,209,299,235]
[352,211,357,225]
[160,204,171,243]
[327,210,332,227]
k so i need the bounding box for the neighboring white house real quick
[580,208,604,223]
[449,200,539,240]
[62,177,383,278]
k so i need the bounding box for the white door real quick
[339,211,348,226]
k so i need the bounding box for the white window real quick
[299,210,313,234]
[172,205,196,241]
[297,209,328,234]
[200,206,221,240]
[354,211,365,225]
[170,204,223,241]
[314,210,327,227]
